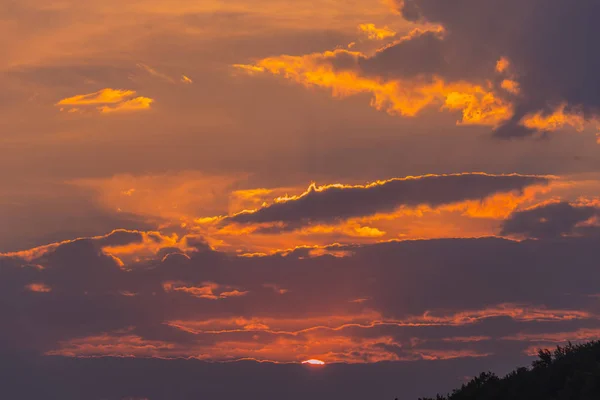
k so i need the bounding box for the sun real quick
[302,359,325,365]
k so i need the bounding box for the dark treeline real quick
[417,341,600,400]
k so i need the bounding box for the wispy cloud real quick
[57,88,136,106]
[137,63,176,83]
[57,88,154,114]
[98,96,154,113]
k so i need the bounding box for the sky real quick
[2,0,600,399]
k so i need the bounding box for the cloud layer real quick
[501,201,600,239]
[227,173,548,229]
[3,1,600,398]
[3,229,600,368]
[238,0,600,138]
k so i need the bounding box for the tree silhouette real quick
[415,341,600,400]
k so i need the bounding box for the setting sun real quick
[302,359,326,365]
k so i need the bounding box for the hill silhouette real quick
[417,341,600,400]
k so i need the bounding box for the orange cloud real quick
[48,333,402,363]
[495,57,511,73]
[236,37,598,136]
[190,174,553,254]
[1,242,64,262]
[49,328,490,363]
[70,171,245,225]
[0,229,195,268]
[45,302,591,363]
[412,304,592,325]
[59,172,555,256]
[169,304,589,338]
[235,44,513,126]
[162,281,248,300]
[167,312,385,335]
[228,188,277,214]
[359,23,396,40]
[56,89,136,106]
[47,334,175,358]
[439,184,552,219]
[0,229,139,262]
[298,223,386,238]
[307,247,355,258]
[443,89,513,126]
[98,96,154,113]
[163,281,220,300]
[501,79,520,95]
[57,88,154,114]
[228,173,547,223]
[26,283,51,293]
[101,231,188,265]
[521,104,586,132]
[232,64,266,75]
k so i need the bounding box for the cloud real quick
[225,173,548,229]
[232,64,266,75]
[235,40,513,127]
[188,177,556,253]
[238,0,600,138]
[26,283,52,293]
[163,281,249,300]
[521,104,586,133]
[3,229,600,365]
[56,88,154,114]
[137,63,194,85]
[0,181,158,254]
[68,171,246,232]
[4,1,600,397]
[137,63,176,83]
[495,57,510,74]
[98,96,154,113]
[0,229,186,266]
[56,88,136,106]
[389,0,600,137]
[358,23,396,40]
[500,79,520,95]
[501,200,600,239]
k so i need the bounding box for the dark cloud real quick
[360,30,482,81]
[226,173,548,228]
[2,231,600,364]
[374,0,600,137]
[4,229,600,399]
[0,186,157,253]
[95,229,144,247]
[501,201,600,239]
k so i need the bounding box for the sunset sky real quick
[2,1,600,399]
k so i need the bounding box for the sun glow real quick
[302,359,325,365]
